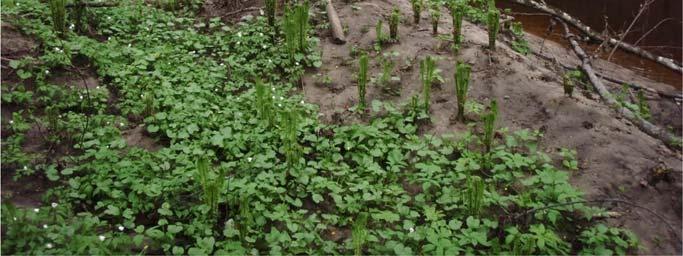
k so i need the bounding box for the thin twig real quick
[606,0,654,62]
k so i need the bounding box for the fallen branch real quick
[66,2,118,8]
[530,51,682,100]
[508,0,683,73]
[325,0,346,44]
[560,19,681,148]
[221,6,260,18]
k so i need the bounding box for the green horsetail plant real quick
[265,0,278,28]
[283,3,310,59]
[281,109,302,169]
[357,52,369,111]
[430,4,441,35]
[238,195,254,244]
[410,0,423,24]
[482,100,498,153]
[420,56,436,112]
[255,78,274,126]
[487,9,500,50]
[487,0,496,10]
[451,2,465,47]
[637,90,651,119]
[379,54,395,91]
[466,175,485,216]
[196,158,223,217]
[563,73,575,97]
[455,62,471,122]
[389,8,400,41]
[49,0,67,37]
[375,20,386,46]
[352,213,369,256]
[142,92,155,116]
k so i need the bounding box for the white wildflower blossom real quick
[13,217,17,221]
[51,202,58,208]
[98,235,106,241]
[278,103,283,107]
[119,122,125,126]
[118,225,125,231]
[279,96,284,100]
[409,227,415,233]
[127,44,132,48]
[262,45,267,49]
[237,32,242,37]
[46,243,53,249]
[79,95,83,100]
[69,24,75,30]
[43,224,48,229]
[9,120,14,124]
[259,33,263,37]
[34,208,40,213]
[300,100,305,105]
[23,166,28,170]
[247,157,252,162]
[45,70,50,75]
[107,37,111,41]
[295,62,300,66]
[54,47,60,51]
[107,16,111,20]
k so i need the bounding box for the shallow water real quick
[498,0,682,89]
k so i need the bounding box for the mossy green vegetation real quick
[0,0,638,254]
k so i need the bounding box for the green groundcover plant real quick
[1,0,638,254]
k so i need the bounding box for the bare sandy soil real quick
[300,0,682,254]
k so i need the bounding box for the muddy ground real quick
[298,0,682,254]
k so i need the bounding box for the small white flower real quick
[118,225,124,231]
[45,70,50,75]
[127,44,132,48]
[278,103,283,107]
[272,95,276,99]
[236,41,241,45]
[9,120,14,124]
[54,47,60,51]
[140,94,144,98]
[107,37,111,41]
[247,157,253,162]
[98,235,106,241]
[69,24,75,30]
[409,227,415,233]
[34,208,39,213]
[119,122,125,126]
[271,87,275,91]
[51,202,58,208]
[43,224,48,229]
[107,16,111,20]
[237,32,242,37]
[300,100,305,105]
[295,62,300,66]
[262,45,267,49]
[13,217,17,221]
[259,33,263,37]
[46,243,53,249]
[279,96,284,100]
[220,63,224,66]
[268,59,272,63]
[79,95,83,100]
[214,88,218,92]
[23,166,28,170]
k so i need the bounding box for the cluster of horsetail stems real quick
[255,78,274,126]
[451,2,465,47]
[357,52,369,111]
[420,56,436,112]
[410,0,423,24]
[430,4,441,35]
[265,0,277,28]
[389,8,400,40]
[482,100,498,153]
[283,2,310,59]
[49,0,67,37]
[352,213,369,256]
[281,109,302,170]
[487,8,500,50]
[466,175,485,217]
[455,61,471,122]
[196,158,223,218]
[375,19,386,45]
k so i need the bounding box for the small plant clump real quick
[455,61,471,122]
[389,8,400,41]
[375,19,387,49]
[420,56,436,113]
[637,90,651,119]
[487,8,500,50]
[352,213,369,256]
[563,72,575,97]
[410,0,423,24]
[450,1,465,49]
[482,100,498,153]
[466,175,485,216]
[430,4,441,35]
[255,78,274,126]
[196,158,224,218]
[357,52,369,111]
[284,2,310,59]
[48,0,67,37]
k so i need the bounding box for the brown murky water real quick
[498,0,682,89]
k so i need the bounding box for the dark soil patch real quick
[122,125,164,152]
